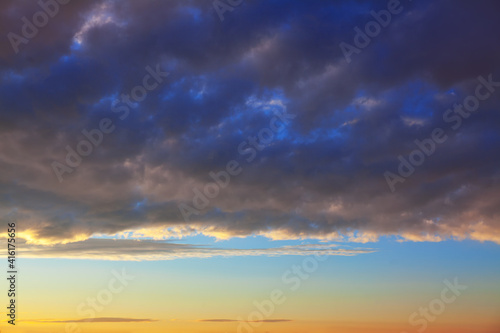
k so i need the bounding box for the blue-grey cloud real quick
[1,0,500,247]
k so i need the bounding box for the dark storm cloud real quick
[1,0,500,246]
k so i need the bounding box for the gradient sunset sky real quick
[1,0,500,332]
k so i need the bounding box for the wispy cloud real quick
[197,318,292,323]
[23,317,157,323]
[11,238,374,261]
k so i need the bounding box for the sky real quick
[0,0,499,332]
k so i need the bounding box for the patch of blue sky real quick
[188,77,208,101]
[161,77,186,101]
[1,70,24,84]
[291,127,344,145]
[180,6,202,23]
[397,80,440,118]
[70,40,82,51]
[132,198,148,210]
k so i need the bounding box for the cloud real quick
[197,319,239,322]
[24,317,157,323]
[1,0,500,250]
[197,319,292,323]
[9,238,374,261]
